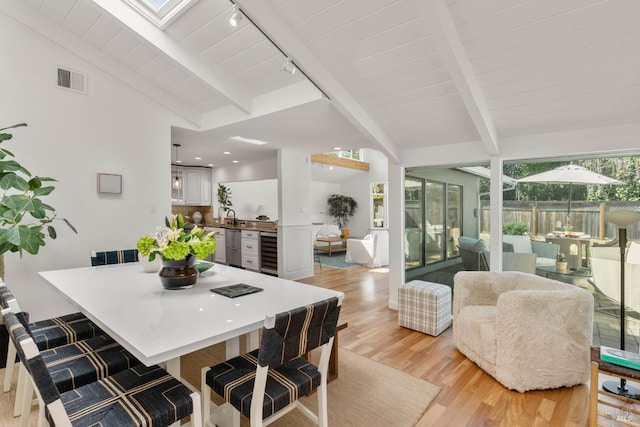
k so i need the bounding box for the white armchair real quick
[345,230,389,267]
[590,242,640,315]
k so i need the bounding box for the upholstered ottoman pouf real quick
[398,280,452,336]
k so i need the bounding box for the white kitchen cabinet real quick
[241,230,260,271]
[206,227,226,264]
[184,167,212,206]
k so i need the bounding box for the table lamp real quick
[602,210,640,398]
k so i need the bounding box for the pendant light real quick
[173,144,181,189]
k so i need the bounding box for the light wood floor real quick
[0,264,590,426]
[297,264,590,427]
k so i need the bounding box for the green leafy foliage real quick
[327,194,358,229]
[0,123,76,256]
[137,214,217,262]
[503,221,528,235]
[216,183,232,212]
[482,157,640,202]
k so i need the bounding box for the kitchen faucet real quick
[226,209,236,226]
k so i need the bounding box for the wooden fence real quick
[480,201,640,240]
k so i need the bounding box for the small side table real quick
[589,346,640,426]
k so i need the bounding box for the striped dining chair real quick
[0,284,103,400]
[90,248,139,266]
[2,308,202,427]
[201,295,342,427]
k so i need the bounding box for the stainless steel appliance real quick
[225,229,242,267]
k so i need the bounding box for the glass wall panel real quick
[426,182,445,263]
[405,177,424,269]
[447,185,462,258]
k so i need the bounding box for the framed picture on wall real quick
[97,173,122,194]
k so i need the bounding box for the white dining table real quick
[38,262,343,376]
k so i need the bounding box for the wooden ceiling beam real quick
[311,154,369,171]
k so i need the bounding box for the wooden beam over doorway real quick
[311,154,369,171]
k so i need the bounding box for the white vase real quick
[192,211,202,224]
[140,255,162,273]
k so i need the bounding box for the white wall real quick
[211,158,278,218]
[0,14,187,320]
[278,150,313,279]
[336,149,389,238]
[310,182,340,224]
[223,179,278,221]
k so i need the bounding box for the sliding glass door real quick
[405,176,463,270]
[405,176,424,269]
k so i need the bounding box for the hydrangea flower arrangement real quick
[136,214,216,262]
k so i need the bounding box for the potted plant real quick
[327,194,358,238]
[0,124,76,266]
[556,252,567,272]
[136,214,217,289]
[216,183,232,218]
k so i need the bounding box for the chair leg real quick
[201,367,211,426]
[4,340,16,392]
[316,383,328,427]
[314,247,322,271]
[13,363,26,417]
[189,392,202,427]
[19,377,34,427]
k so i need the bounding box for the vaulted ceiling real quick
[5,0,640,168]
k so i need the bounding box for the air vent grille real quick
[56,66,87,94]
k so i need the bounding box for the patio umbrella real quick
[517,164,622,216]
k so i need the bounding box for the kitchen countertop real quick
[197,222,277,232]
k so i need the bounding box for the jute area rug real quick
[0,347,440,427]
[265,348,440,427]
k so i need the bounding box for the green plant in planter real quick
[327,194,358,229]
[0,123,76,256]
[216,183,232,212]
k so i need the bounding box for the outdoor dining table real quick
[545,233,593,267]
[39,262,343,378]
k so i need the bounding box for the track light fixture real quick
[282,57,296,75]
[227,1,329,98]
[229,5,242,27]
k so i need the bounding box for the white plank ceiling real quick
[5,0,640,167]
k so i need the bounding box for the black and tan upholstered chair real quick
[17,334,143,424]
[0,284,103,398]
[201,296,342,427]
[90,248,139,266]
[2,308,202,427]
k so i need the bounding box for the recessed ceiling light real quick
[224,151,231,155]
[207,163,214,167]
[333,146,342,150]
[176,160,182,163]
[195,156,201,160]
[232,160,239,163]
[229,136,268,145]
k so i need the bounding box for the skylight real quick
[122,0,196,29]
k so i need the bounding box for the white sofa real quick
[345,230,389,267]
[590,242,640,315]
[458,236,537,274]
[454,271,594,392]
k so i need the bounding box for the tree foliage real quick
[495,157,640,202]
